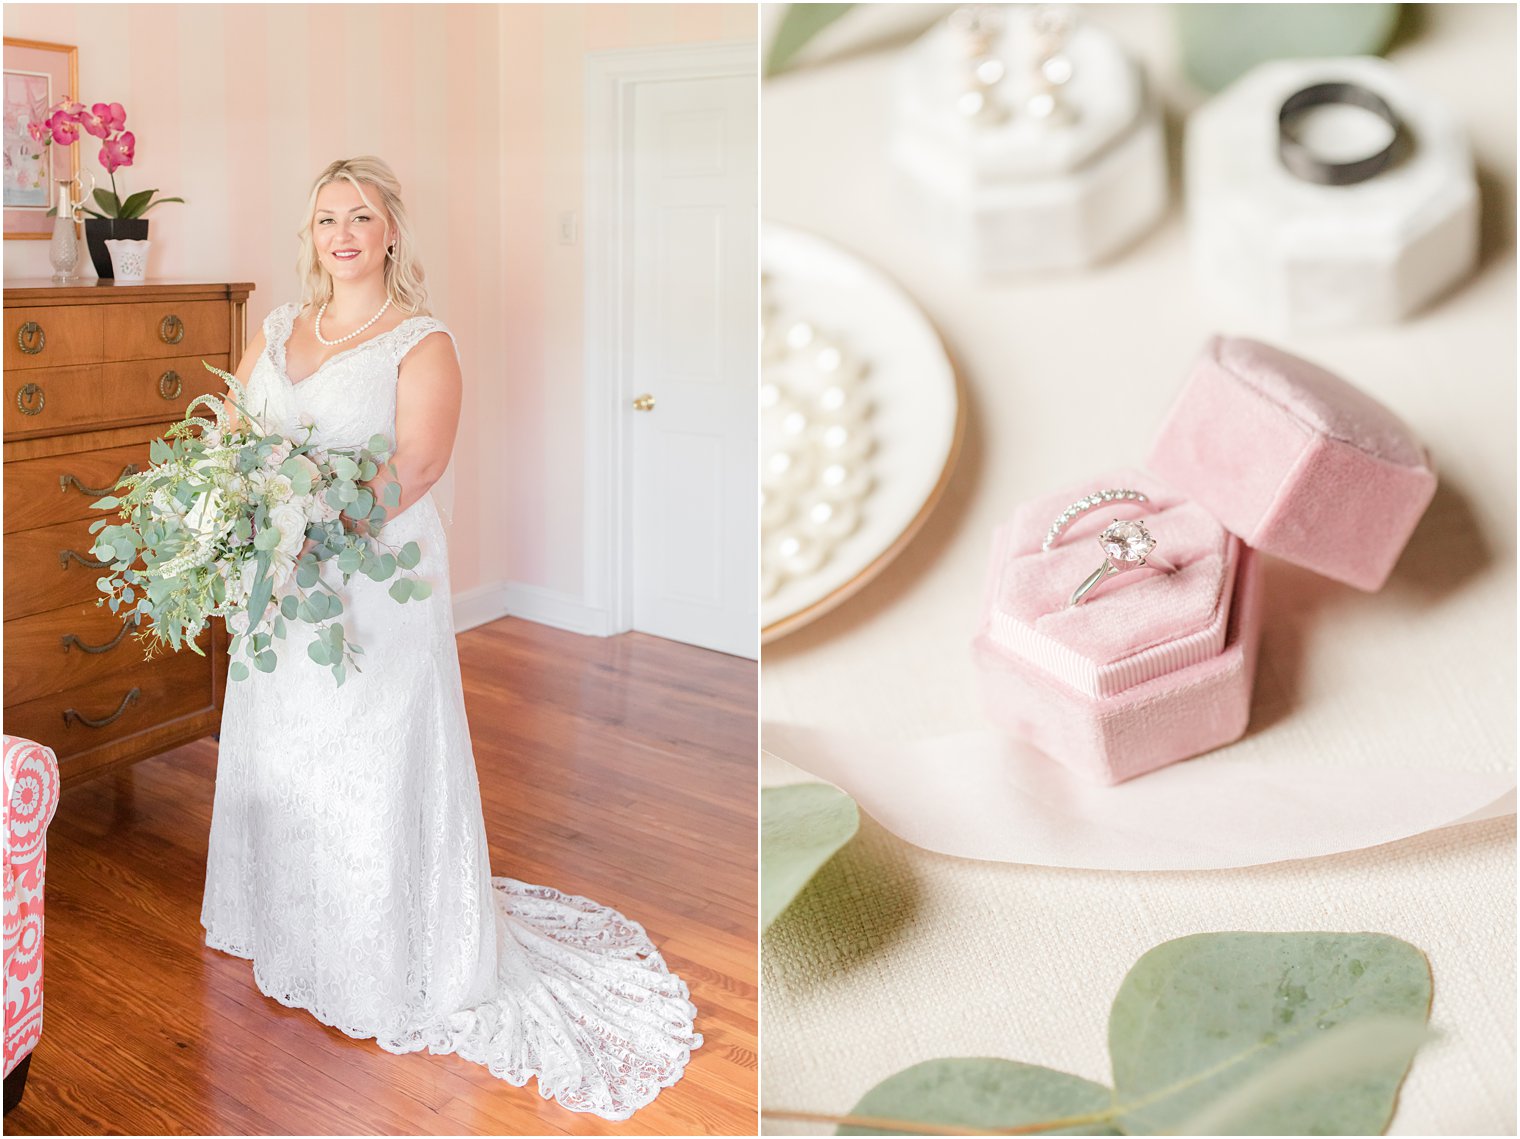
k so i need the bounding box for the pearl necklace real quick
[314,296,392,345]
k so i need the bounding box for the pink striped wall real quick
[4,3,755,605]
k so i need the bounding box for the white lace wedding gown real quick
[200,302,701,1119]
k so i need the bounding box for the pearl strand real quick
[314,296,392,346]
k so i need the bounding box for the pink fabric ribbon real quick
[763,722,1515,871]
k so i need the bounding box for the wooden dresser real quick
[3,279,254,787]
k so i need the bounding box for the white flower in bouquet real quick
[184,487,226,541]
[267,500,310,586]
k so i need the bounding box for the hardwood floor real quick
[6,618,758,1136]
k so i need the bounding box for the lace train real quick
[206,878,700,1120]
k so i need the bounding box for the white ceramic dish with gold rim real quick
[761,223,963,642]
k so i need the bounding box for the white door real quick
[628,73,758,659]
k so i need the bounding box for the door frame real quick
[583,40,756,637]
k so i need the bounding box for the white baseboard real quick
[502,582,612,637]
[451,583,510,633]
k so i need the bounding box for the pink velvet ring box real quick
[973,335,1437,785]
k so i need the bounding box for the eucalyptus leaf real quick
[766,3,854,76]
[398,541,421,570]
[840,1059,1118,1136]
[281,595,299,620]
[761,783,859,931]
[333,455,359,480]
[367,433,390,454]
[254,650,277,673]
[296,558,320,590]
[338,547,362,575]
[1110,932,1431,1135]
[1176,4,1401,93]
[229,661,249,682]
[389,578,414,603]
[246,550,273,627]
[383,480,401,508]
[410,580,432,601]
[307,639,330,666]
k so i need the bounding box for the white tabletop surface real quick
[760,5,1516,1134]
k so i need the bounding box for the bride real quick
[200,156,701,1120]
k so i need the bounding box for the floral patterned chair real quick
[4,736,60,1114]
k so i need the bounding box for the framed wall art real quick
[4,37,79,239]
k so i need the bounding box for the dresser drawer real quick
[4,352,230,440]
[102,300,228,362]
[2,645,213,762]
[3,305,104,371]
[3,599,210,707]
[5,517,123,620]
[4,443,149,533]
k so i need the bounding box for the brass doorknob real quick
[632,393,656,411]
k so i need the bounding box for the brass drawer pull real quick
[61,464,140,496]
[159,314,185,344]
[158,370,183,400]
[63,686,141,729]
[62,614,139,654]
[16,383,45,416]
[60,547,112,571]
[16,320,45,354]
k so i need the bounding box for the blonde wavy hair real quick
[295,156,430,316]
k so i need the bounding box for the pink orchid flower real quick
[101,130,135,173]
[79,109,110,139]
[54,99,86,118]
[91,102,126,132]
[46,110,80,146]
[26,121,48,144]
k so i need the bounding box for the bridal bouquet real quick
[90,361,429,686]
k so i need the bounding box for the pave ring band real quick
[1043,488,1148,552]
[1278,81,1405,187]
[1069,518,1175,607]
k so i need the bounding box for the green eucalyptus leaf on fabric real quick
[1173,1015,1431,1135]
[766,3,854,77]
[1177,4,1401,93]
[839,1058,1119,1136]
[761,782,858,931]
[1110,932,1431,1135]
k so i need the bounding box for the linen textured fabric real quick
[200,302,700,1119]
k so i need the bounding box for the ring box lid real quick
[1146,335,1436,591]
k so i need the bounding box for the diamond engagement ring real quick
[1068,519,1176,607]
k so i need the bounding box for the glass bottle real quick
[49,179,82,282]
